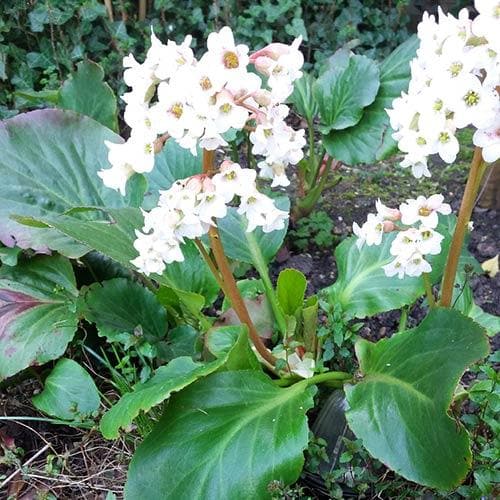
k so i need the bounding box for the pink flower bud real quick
[250,43,291,63]
[383,220,396,233]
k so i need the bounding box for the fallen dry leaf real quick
[481,255,499,278]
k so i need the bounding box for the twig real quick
[0,443,50,489]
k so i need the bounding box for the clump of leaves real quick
[289,211,336,251]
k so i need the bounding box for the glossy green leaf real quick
[100,326,252,439]
[125,371,316,499]
[206,325,260,371]
[156,325,200,361]
[453,281,500,337]
[25,208,219,304]
[59,60,118,131]
[78,277,168,346]
[0,255,78,380]
[326,214,457,318]
[144,140,201,209]
[323,36,418,164]
[277,268,307,316]
[217,197,290,264]
[0,109,126,257]
[288,73,318,123]
[314,53,379,133]
[346,308,489,490]
[32,358,100,422]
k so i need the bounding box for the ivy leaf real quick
[100,326,256,439]
[323,35,418,164]
[314,53,380,133]
[32,358,100,422]
[346,308,489,490]
[0,255,79,381]
[78,277,168,346]
[125,371,316,499]
[0,109,126,257]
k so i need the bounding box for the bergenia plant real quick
[0,3,497,499]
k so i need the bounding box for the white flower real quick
[353,213,385,250]
[276,351,315,378]
[473,123,500,163]
[390,228,421,259]
[211,90,249,133]
[375,199,401,221]
[386,3,500,177]
[97,164,133,196]
[383,255,409,279]
[417,226,444,255]
[400,194,451,229]
[405,252,432,277]
[212,161,257,202]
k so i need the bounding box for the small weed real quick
[289,211,336,251]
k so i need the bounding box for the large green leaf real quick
[59,60,118,131]
[143,140,202,209]
[32,358,100,422]
[217,197,290,265]
[288,73,318,123]
[323,36,418,164]
[78,277,168,346]
[100,326,255,439]
[0,255,79,380]
[125,371,316,499]
[0,109,126,257]
[314,53,380,133]
[23,208,219,304]
[325,214,458,318]
[346,308,489,490]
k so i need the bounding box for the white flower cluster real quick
[98,26,305,194]
[353,194,451,279]
[131,162,288,275]
[387,1,500,178]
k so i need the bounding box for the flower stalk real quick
[440,147,486,307]
[201,149,277,366]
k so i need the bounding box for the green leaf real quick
[14,89,60,105]
[323,36,418,164]
[125,371,316,499]
[277,268,307,316]
[26,208,219,304]
[206,325,260,371]
[314,53,380,133]
[100,326,252,439]
[59,60,118,131]
[346,308,489,490]
[453,282,500,337]
[325,214,457,318]
[144,140,201,209]
[156,325,200,361]
[0,109,126,257]
[78,278,168,346]
[32,358,100,422]
[0,255,78,380]
[288,73,318,123]
[217,197,289,265]
[0,247,21,266]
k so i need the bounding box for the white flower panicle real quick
[386,1,500,177]
[131,162,288,275]
[98,26,305,193]
[353,194,452,279]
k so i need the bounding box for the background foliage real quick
[0,0,416,119]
